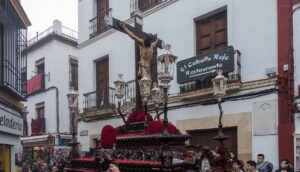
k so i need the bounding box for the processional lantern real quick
[114,73,125,100]
[151,82,161,106]
[212,70,228,100]
[157,44,177,89]
[138,76,152,103]
[67,86,79,112]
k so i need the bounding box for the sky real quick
[21,0,78,40]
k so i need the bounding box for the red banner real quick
[27,74,43,95]
[31,118,45,135]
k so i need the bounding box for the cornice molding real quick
[169,77,277,103]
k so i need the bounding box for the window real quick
[35,102,45,118]
[69,58,78,90]
[196,11,227,55]
[138,0,162,12]
[90,0,109,37]
[35,58,45,74]
[179,10,227,93]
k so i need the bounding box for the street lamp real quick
[212,70,228,140]
[157,44,177,136]
[114,74,130,124]
[67,86,80,158]
[211,70,231,171]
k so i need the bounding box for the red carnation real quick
[136,112,153,122]
[127,111,153,123]
[145,121,179,134]
[127,111,138,123]
[100,125,116,149]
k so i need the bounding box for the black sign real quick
[177,46,235,84]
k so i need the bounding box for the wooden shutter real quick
[97,0,109,32]
[97,0,109,16]
[96,56,109,107]
[196,11,227,55]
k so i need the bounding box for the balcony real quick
[26,73,45,96]
[83,87,116,117]
[31,117,45,136]
[0,0,28,100]
[89,11,110,38]
[82,81,136,120]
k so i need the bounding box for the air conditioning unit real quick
[265,67,277,77]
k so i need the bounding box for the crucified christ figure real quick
[120,22,159,79]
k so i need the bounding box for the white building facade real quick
[77,0,296,169]
[21,20,78,163]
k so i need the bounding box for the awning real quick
[21,134,54,147]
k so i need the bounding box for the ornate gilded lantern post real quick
[212,70,228,139]
[114,74,130,124]
[211,70,231,171]
[66,86,79,158]
[157,44,177,136]
[114,74,126,109]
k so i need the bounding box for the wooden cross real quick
[106,14,165,112]
[107,16,164,49]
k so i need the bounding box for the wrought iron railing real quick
[27,25,78,47]
[89,10,110,38]
[27,26,53,47]
[61,26,78,41]
[83,87,115,113]
[125,80,136,101]
[0,2,28,100]
[130,0,170,15]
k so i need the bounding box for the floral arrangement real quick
[126,111,153,123]
[145,120,179,134]
[100,125,117,149]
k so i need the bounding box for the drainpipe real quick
[45,86,59,134]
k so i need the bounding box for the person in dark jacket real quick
[275,159,294,172]
[256,154,273,172]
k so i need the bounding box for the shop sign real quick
[0,109,23,136]
[177,46,235,84]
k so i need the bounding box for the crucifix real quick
[105,10,165,111]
